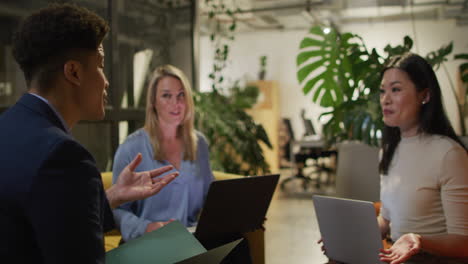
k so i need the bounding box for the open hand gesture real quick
[110,153,178,207]
[379,233,421,264]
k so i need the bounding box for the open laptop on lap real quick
[193,174,280,249]
[312,195,385,264]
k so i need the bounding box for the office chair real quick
[301,112,336,180]
[279,115,336,191]
[301,110,316,137]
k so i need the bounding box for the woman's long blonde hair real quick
[143,64,197,161]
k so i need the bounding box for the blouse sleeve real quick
[439,146,468,235]
[111,136,151,241]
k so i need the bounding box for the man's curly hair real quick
[12,3,109,88]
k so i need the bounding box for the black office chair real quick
[280,115,336,191]
[301,111,316,137]
[301,112,336,180]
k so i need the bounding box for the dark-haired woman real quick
[378,53,468,264]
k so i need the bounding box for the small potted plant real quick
[258,55,267,80]
[194,81,272,175]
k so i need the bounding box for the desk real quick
[289,138,326,158]
[293,138,326,148]
[289,137,326,164]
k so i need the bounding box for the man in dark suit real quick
[0,4,178,263]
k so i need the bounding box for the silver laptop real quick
[312,195,385,264]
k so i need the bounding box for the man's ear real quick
[63,60,83,86]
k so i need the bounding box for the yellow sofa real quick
[101,171,265,264]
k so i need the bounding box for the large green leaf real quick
[455,53,468,85]
[297,50,324,66]
[384,36,413,56]
[302,72,326,94]
[296,26,358,108]
[297,58,326,83]
[299,37,325,49]
[426,42,453,70]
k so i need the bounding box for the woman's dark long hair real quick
[379,53,467,175]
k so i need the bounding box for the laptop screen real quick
[195,174,279,249]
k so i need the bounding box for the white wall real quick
[200,30,322,139]
[170,35,194,87]
[199,19,468,138]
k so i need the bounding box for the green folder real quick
[106,221,240,264]
[106,221,203,263]
[175,239,241,264]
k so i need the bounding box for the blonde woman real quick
[112,65,214,242]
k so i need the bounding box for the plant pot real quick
[335,140,380,201]
[258,70,265,81]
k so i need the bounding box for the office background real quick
[0,1,467,262]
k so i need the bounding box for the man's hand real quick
[107,153,178,208]
[379,233,421,264]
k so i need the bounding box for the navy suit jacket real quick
[0,94,114,263]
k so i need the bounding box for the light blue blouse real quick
[112,129,214,241]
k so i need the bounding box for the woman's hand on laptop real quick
[146,219,175,233]
[379,233,421,264]
[317,238,330,257]
[317,238,325,253]
[319,238,340,264]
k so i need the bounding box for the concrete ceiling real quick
[199,0,468,34]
